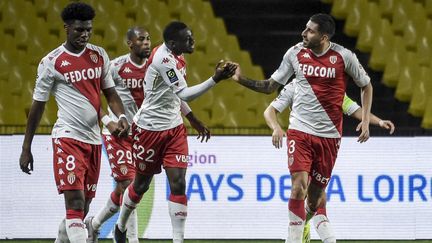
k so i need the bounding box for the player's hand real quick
[356,121,370,143]
[272,127,285,149]
[379,120,395,134]
[107,121,120,136]
[188,116,211,142]
[117,117,130,138]
[212,60,237,83]
[19,149,34,175]
[232,63,242,82]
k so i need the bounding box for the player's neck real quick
[130,54,145,66]
[311,41,330,55]
[64,42,85,54]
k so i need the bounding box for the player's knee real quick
[290,182,308,199]
[65,197,85,210]
[170,179,186,195]
[134,182,150,195]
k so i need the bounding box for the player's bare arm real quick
[102,87,129,137]
[19,100,46,174]
[351,108,395,134]
[263,105,285,149]
[186,112,211,143]
[232,65,281,94]
[358,82,373,143]
[180,101,210,142]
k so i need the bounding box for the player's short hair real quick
[163,21,188,42]
[61,2,95,24]
[310,13,335,39]
[126,26,148,41]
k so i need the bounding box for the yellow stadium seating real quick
[331,0,354,19]
[382,36,405,87]
[378,0,395,19]
[416,20,432,67]
[356,2,380,52]
[426,0,432,17]
[402,3,426,51]
[391,0,415,35]
[368,18,393,71]
[408,67,432,117]
[395,51,419,102]
[344,0,369,37]
[421,97,432,129]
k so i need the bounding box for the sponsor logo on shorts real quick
[67,172,76,185]
[312,169,330,185]
[86,184,97,192]
[175,155,189,163]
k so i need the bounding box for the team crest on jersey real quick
[67,172,76,184]
[166,69,179,83]
[329,55,337,64]
[120,165,128,175]
[89,52,99,63]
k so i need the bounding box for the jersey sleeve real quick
[33,58,55,102]
[342,94,361,116]
[343,50,370,88]
[270,81,295,113]
[109,60,123,87]
[270,47,295,85]
[155,56,187,93]
[101,49,115,90]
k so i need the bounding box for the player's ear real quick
[126,40,132,48]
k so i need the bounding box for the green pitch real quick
[1,240,432,243]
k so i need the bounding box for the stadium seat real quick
[402,3,426,51]
[421,97,432,129]
[209,97,229,127]
[330,0,354,19]
[395,51,419,102]
[426,0,432,18]
[355,2,380,52]
[408,67,432,117]
[368,18,393,71]
[378,0,394,19]
[416,21,432,67]
[391,0,414,35]
[382,36,405,87]
[344,0,368,37]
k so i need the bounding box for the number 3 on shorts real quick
[288,140,296,154]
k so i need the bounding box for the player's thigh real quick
[307,182,325,209]
[63,190,86,210]
[132,124,166,175]
[103,135,135,181]
[52,138,92,194]
[84,144,102,199]
[163,124,189,170]
[310,136,340,188]
[286,129,313,173]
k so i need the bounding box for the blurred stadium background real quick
[1,0,432,242]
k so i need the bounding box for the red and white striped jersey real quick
[133,43,188,131]
[102,54,147,135]
[33,44,114,144]
[270,42,370,138]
